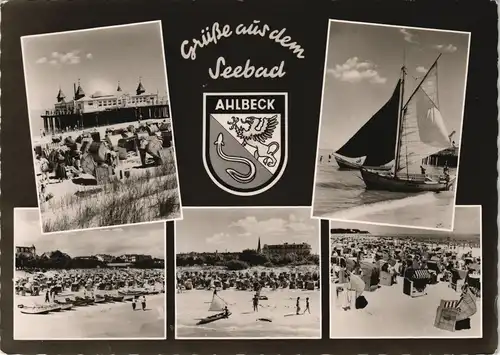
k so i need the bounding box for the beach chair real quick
[434,288,477,332]
[434,299,460,332]
[379,271,393,286]
[403,269,429,297]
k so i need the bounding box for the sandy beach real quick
[331,275,481,338]
[34,117,180,232]
[177,289,320,338]
[15,291,165,339]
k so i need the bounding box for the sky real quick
[330,206,481,238]
[15,209,166,258]
[176,208,320,254]
[21,21,169,134]
[319,21,470,150]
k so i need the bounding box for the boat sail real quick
[334,80,402,170]
[360,54,456,192]
[208,294,226,312]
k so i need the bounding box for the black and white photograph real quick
[21,20,182,234]
[175,207,321,339]
[330,205,481,338]
[14,208,166,340]
[313,20,470,230]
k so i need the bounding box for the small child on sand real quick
[141,295,146,311]
[132,298,137,311]
[296,297,301,315]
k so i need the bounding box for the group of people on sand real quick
[131,295,148,311]
[331,235,481,312]
[296,296,311,315]
[16,268,165,298]
[248,291,311,315]
[177,268,320,292]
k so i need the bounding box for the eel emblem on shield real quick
[203,92,288,196]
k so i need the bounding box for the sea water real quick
[313,150,456,229]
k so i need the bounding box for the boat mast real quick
[393,65,406,177]
[392,54,442,176]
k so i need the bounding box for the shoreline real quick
[177,288,321,338]
[14,292,165,339]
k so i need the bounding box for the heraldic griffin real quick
[227,115,280,168]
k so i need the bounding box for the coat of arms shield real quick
[203,92,288,196]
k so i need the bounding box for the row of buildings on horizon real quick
[16,245,164,264]
[177,238,314,259]
[40,78,170,134]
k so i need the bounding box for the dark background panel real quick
[1,0,498,353]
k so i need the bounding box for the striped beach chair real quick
[434,288,477,332]
[434,299,460,332]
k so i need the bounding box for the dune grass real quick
[41,150,180,232]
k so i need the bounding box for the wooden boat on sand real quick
[19,306,51,315]
[53,299,74,310]
[332,78,402,171]
[360,54,456,193]
[18,303,62,314]
[196,311,232,325]
[360,168,455,193]
[74,296,95,306]
[334,154,392,171]
[118,289,145,297]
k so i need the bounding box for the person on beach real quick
[303,297,311,314]
[141,295,146,311]
[39,182,46,203]
[132,297,137,311]
[252,294,259,312]
[296,297,301,315]
[45,290,50,303]
[342,271,352,311]
[223,305,230,318]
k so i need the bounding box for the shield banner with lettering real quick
[203,92,288,196]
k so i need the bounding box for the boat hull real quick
[196,311,231,325]
[335,156,392,171]
[360,168,453,193]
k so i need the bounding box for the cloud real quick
[400,28,419,44]
[433,44,457,53]
[206,232,230,245]
[15,209,165,258]
[40,50,82,65]
[230,216,288,236]
[86,53,93,59]
[416,66,428,73]
[229,214,316,239]
[327,57,387,84]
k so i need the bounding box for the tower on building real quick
[117,81,122,92]
[257,237,261,253]
[74,79,85,100]
[56,87,66,103]
[136,77,145,95]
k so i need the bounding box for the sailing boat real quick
[333,80,402,171]
[360,54,456,193]
[196,293,231,325]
